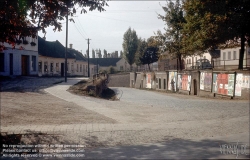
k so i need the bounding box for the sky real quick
[38,1,166,58]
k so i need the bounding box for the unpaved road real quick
[1,77,249,159]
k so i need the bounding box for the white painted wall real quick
[38,56,96,77]
[0,49,38,76]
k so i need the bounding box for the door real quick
[21,55,29,75]
[61,63,64,77]
[193,79,197,95]
[9,54,13,75]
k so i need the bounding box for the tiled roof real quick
[38,36,86,61]
[89,58,122,67]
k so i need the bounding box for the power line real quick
[76,17,89,38]
[73,23,86,39]
[86,14,152,25]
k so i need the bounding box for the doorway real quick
[21,55,29,75]
[193,79,197,95]
[9,54,13,75]
[61,63,64,77]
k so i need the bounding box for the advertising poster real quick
[146,74,151,88]
[212,73,218,93]
[200,72,205,90]
[227,74,235,96]
[178,75,182,90]
[217,73,228,95]
[242,75,250,88]
[235,73,242,96]
[168,72,177,91]
[182,74,188,90]
[204,72,212,91]
[187,75,191,91]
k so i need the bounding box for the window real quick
[223,52,226,60]
[67,63,69,72]
[120,66,124,71]
[233,51,236,60]
[0,53,4,72]
[80,64,82,72]
[195,57,197,62]
[186,59,188,64]
[50,63,53,72]
[77,64,79,72]
[38,61,42,72]
[31,56,36,71]
[204,56,206,59]
[56,63,59,72]
[44,62,48,72]
[71,63,74,72]
[228,51,231,60]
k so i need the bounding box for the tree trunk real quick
[148,63,151,71]
[176,54,182,71]
[239,33,245,70]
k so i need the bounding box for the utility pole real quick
[64,6,68,82]
[86,38,91,77]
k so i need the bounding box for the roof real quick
[38,36,86,61]
[89,58,122,67]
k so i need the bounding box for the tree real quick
[156,0,186,70]
[140,46,159,71]
[0,0,108,51]
[103,49,107,58]
[182,0,250,69]
[122,27,138,71]
[135,38,147,66]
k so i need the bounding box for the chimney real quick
[69,44,73,49]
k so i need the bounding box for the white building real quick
[38,37,96,77]
[0,36,38,76]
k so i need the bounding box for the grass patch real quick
[68,80,118,101]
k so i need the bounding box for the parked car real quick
[194,59,212,69]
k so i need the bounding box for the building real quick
[38,37,96,77]
[213,46,250,70]
[0,36,38,76]
[89,58,136,72]
[183,46,250,70]
[157,51,178,71]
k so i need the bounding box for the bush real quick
[109,67,115,74]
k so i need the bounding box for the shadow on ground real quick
[84,138,249,159]
[0,76,65,93]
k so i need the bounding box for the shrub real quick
[109,67,115,74]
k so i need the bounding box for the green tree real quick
[182,0,250,69]
[134,38,147,66]
[156,0,186,70]
[140,46,159,71]
[0,0,108,51]
[122,27,138,71]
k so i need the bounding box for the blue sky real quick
[38,1,166,57]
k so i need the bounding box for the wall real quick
[0,49,38,76]
[38,56,94,77]
[130,70,250,100]
[155,72,168,90]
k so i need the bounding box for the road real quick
[1,78,249,159]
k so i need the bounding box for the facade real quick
[38,37,96,77]
[184,51,212,70]
[157,52,178,71]
[183,46,250,70]
[213,46,250,70]
[89,58,136,72]
[0,36,38,76]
